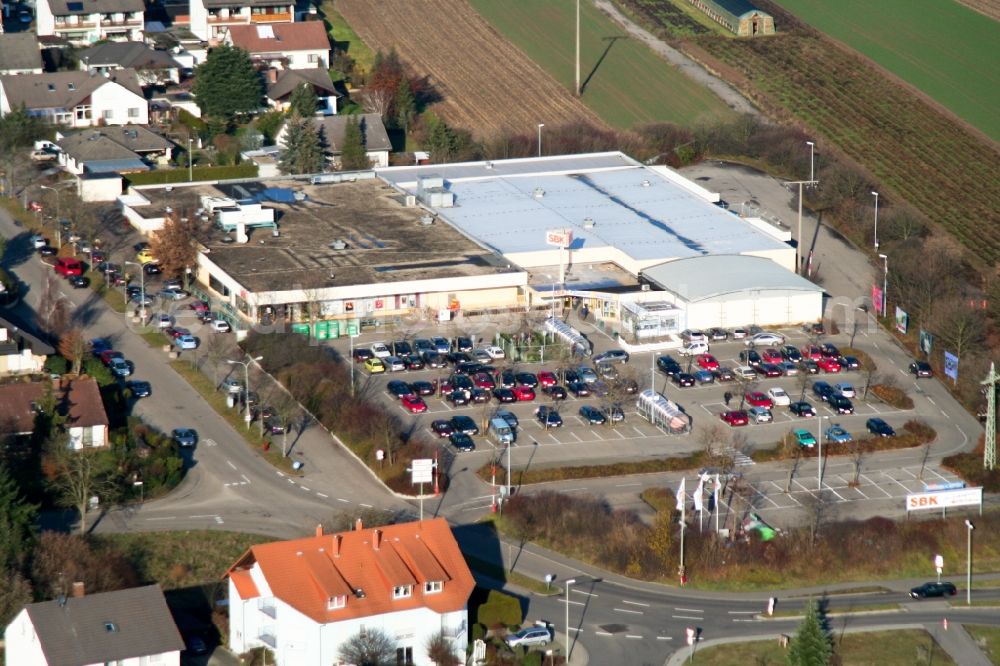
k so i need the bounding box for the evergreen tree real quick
[288,83,318,118]
[279,116,324,175]
[339,116,369,171]
[192,45,263,120]
[394,78,416,131]
[425,114,457,163]
[787,600,832,666]
[0,462,36,571]
[0,105,50,152]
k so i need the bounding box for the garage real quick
[640,255,823,330]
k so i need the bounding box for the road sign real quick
[686,627,695,646]
[410,458,434,484]
[347,322,359,337]
[934,554,944,569]
[906,487,982,513]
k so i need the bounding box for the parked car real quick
[828,395,854,414]
[820,343,841,358]
[767,387,791,406]
[793,429,817,448]
[483,345,506,360]
[143,262,162,275]
[749,406,772,424]
[515,372,539,388]
[579,405,607,425]
[391,340,413,356]
[370,342,391,358]
[909,361,934,378]
[696,354,719,371]
[54,257,83,277]
[157,313,172,329]
[432,337,451,353]
[431,420,454,438]
[211,319,231,333]
[364,358,385,374]
[30,234,47,249]
[761,348,783,364]
[447,390,471,407]
[383,356,407,372]
[693,369,715,385]
[825,424,852,443]
[714,367,736,382]
[782,345,803,362]
[866,418,896,437]
[159,289,188,301]
[679,341,710,356]
[739,349,762,367]
[681,329,706,343]
[125,380,151,398]
[410,381,437,396]
[413,338,435,354]
[422,352,446,368]
[801,345,823,360]
[840,356,861,371]
[174,335,198,350]
[833,383,855,398]
[567,381,591,397]
[812,381,835,402]
[511,385,536,402]
[493,388,517,403]
[401,395,427,413]
[473,372,496,390]
[758,363,783,378]
[456,337,474,352]
[746,332,785,347]
[789,401,816,417]
[734,365,757,380]
[721,410,749,427]
[708,327,729,341]
[107,357,133,377]
[816,357,842,373]
[672,373,696,388]
[352,348,374,363]
[537,371,558,387]
[542,385,568,400]
[657,356,682,376]
[449,432,475,452]
[593,349,630,365]
[469,388,490,405]
[505,626,552,649]
[387,380,414,399]
[535,406,563,428]
[576,366,599,384]
[471,349,492,363]
[450,415,479,435]
[496,409,519,429]
[910,582,956,599]
[779,362,799,376]
[67,275,89,289]
[745,392,773,408]
[799,359,820,374]
[172,428,198,447]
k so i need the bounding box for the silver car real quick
[746,332,785,347]
[505,626,552,649]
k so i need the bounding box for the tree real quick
[192,45,263,120]
[288,83,318,118]
[338,627,395,666]
[279,116,324,175]
[787,599,832,666]
[425,631,459,666]
[395,78,416,131]
[29,532,138,600]
[0,570,32,626]
[0,104,50,153]
[46,448,114,534]
[339,116,369,171]
[37,274,70,336]
[424,114,459,163]
[0,462,37,571]
[149,212,197,281]
[58,328,87,376]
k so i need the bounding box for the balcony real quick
[250,11,291,22]
[258,600,277,619]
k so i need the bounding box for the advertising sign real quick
[410,458,434,484]
[545,228,573,248]
[895,306,909,334]
[919,329,934,355]
[871,285,883,315]
[906,487,982,513]
[944,351,959,381]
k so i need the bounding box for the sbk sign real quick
[906,487,982,512]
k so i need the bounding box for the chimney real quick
[334,534,342,557]
[71,582,85,598]
[374,529,382,551]
[267,68,278,84]
[355,518,363,531]
[315,524,323,538]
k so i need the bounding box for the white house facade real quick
[0,70,148,128]
[35,0,144,46]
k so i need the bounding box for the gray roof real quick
[24,585,184,666]
[78,42,180,71]
[203,0,291,7]
[380,153,788,262]
[48,0,143,15]
[58,126,173,157]
[0,69,143,111]
[0,33,43,73]
[313,113,391,153]
[267,67,340,101]
[641,255,823,302]
[0,315,55,356]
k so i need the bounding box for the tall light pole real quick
[805,141,815,182]
[188,137,194,182]
[965,520,974,606]
[575,0,580,96]
[871,191,879,251]
[878,253,888,317]
[564,578,576,663]
[227,355,263,429]
[537,123,544,158]
[123,260,146,323]
[788,180,818,275]
[817,414,829,491]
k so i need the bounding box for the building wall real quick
[282,48,328,70]
[35,0,57,37]
[67,424,108,450]
[682,289,822,330]
[188,0,209,40]
[3,609,47,666]
[0,349,46,375]
[90,82,148,126]
[79,175,125,202]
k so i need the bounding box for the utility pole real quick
[786,180,818,275]
[575,0,581,96]
[981,363,997,470]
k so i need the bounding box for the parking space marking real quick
[859,474,893,498]
[566,431,583,442]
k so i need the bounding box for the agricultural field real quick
[334,0,605,138]
[469,0,736,129]
[680,31,1000,264]
[774,0,1000,142]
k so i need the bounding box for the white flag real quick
[675,477,686,511]
[715,473,722,497]
[693,475,705,513]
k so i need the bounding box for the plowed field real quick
[335,0,606,137]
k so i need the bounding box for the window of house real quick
[392,585,412,599]
[75,105,91,120]
[396,647,414,666]
[102,109,113,120]
[308,54,319,63]
[424,581,443,594]
[327,595,346,610]
[128,107,140,118]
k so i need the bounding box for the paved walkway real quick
[932,621,994,666]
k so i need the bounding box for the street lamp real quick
[878,253,888,317]
[123,260,146,323]
[871,191,879,251]
[805,141,815,182]
[537,123,544,158]
[188,137,194,182]
[965,520,974,606]
[817,414,829,491]
[564,578,576,663]
[227,355,263,429]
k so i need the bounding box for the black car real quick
[657,356,682,376]
[828,395,854,414]
[68,275,89,288]
[515,372,539,388]
[172,428,198,447]
[447,390,471,406]
[672,373,696,388]
[431,420,454,438]
[445,352,472,366]
[789,401,816,417]
[567,381,590,397]
[543,385,568,400]
[578,405,607,425]
[264,416,285,435]
[422,352,447,368]
[782,345,803,362]
[143,263,162,275]
[840,355,861,371]
[38,245,58,256]
[820,343,840,358]
[739,349,762,367]
[800,359,820,374]
[493,388,516,403]
[617,378,639,394]
[450,432,475,452]
[909,361,933,378]
[910,582,956,599]
[387,380,414,399]
[455,361,485,376]
[713,367,736,382]
[496,409,519,428]
[866,418,896,437]
[392,341,413,356]
[563,369,581,384]
[758,363,783,378]
[410,380,437,396]
[126,380,151,398]
[496,370,517,389]
[470,388,491,404]
[456,337,474,352]
[450,415,479,435]
[535,406,563,428]
[812,381,835,402]
[404,354,425,371]
[708,327,729,341]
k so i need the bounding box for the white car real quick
[681,329,706,343]
[834,382,856,398]
[157,313,171,329]
[484,345,506,360]
[30,234,47,249]
[211,319,231,333]
[370,342,391,358]
[505,626,552,649]
[222,378,243,394]
[767,387,791,406]
[175,334,199,350]
[734,365,756,379]
[678,341,709,356]
[746,332,785,347]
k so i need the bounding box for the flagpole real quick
[714,475,721,534]
[677,477,686,584]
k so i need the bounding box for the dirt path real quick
[592,0,759,117]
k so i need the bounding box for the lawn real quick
[773,0,1000,142]
[468,0,735,129]
[965,625,1000,664]
[693,629,955,665]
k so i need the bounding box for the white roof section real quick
[378,152,789,266]
[641,255,823,302]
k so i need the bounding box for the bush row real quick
[125,163,258,187]
[942,436,1000,492]
[477,450,711,486]
[752,420,935,463]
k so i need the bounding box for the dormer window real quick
[327,595,346,610]
[67,83,76,91]
[424,581,443,594]
[392,585,412,599]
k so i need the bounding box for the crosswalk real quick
[720,447,755,467]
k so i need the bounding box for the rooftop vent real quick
[641,179,651,187]
[404,195,416,207]
[330,240,347,250]
[485,161,493,170]
[582,217,595,229]
[532,187,545,199]
[104,622,119,633]
[353,587,366,599]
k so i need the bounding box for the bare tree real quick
[784,439,803,494]
[845,438,871,486]
[425,631,460,666]
[338,627,395,666]
[47,447,113,534]
[58,328,86,375]
[932,301,986,361]
[38,275,70,336]
[149,212,197,280]
[358,87,393,117]
[802,490,833,548]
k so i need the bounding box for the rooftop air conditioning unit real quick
[641,284,650,291]
[405,195,416,207]
[533,187,545,199]
[583,217,595,229]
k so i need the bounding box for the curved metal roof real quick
[641,255,822,302]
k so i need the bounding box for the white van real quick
[678,341,709,356]
[489,417,515,445]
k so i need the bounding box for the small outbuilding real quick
[687,0,775,37]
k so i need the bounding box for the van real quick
[489,417,515,445]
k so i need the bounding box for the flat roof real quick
[129,179,519,292]
[641,255,823,302]
[379,153,789,264]
[527,263,639,292]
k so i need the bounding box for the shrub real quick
[943,436,1000,492]
[471,623,486,642]
[871,383,914,409]
[124,163,257,187]
[475,589,522,629]
[44,355,68,375]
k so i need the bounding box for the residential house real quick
[57,126,175,175]
[0,377,110,448]
[4,584,185,666]
[226,518,474,666]
[0,69,148,127]
[0,318,53,376]
[225,21,330,70]
[276,113,392,169]
[35,0,144,46]
[189,0,295,43]
[79,41,182,86]
[266,67,340,115]
[0,33,44,75]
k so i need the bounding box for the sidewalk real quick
[932,622,993,666]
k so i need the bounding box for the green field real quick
[468,0,735,129]
[774,0,1000,142]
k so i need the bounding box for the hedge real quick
[475,589,522,629]
[125,163,258,186]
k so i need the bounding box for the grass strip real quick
[477,451,710,486]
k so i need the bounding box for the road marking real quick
[287,478,296,484]
[241,474,250,484]
[145,516,176,521]
[360,503,373,508]
[615,482,641,488]
[631,427,645,438]
[657,636,672,640]
[673,607,703,613]
[613,608,644,615]
[595,631,613,637]
[672,615,703,620]
[276,471,285,477]
[300,486,311,492]
[215,516,224,524]
[558,599,586,606]
[621,600,650,607]
[204,438,217,447]
[316,492,329,498]
[573,590,599,597]
[566,431,583,442]
[733,618,757,623]
[337,498,349,503]
[226,460,238,470]
[927,397,936,405]
[625,634,643,639]
[189,514,217,518]
[728,610,757,615]
[941,409,949,418]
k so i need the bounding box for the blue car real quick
[693,369,715,384]
[824,424,853,444]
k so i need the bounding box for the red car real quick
[696,354,719,371]
[511,385,536,402]
[745,392,773,408]
[98,350,123,365]
[538,371,558,388]
[190,300,210,314]
[816,357,842,373]
[720,410,749,427]
[401,395,427,413]
[761,348,782,364]
[54,257,83,277]
[801,345,823,360]
[473,372,496,390]
[352,348,374,363]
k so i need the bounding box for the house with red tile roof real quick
[0,377,109,448]
[224,22,330,70]
[225,517,474,666]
